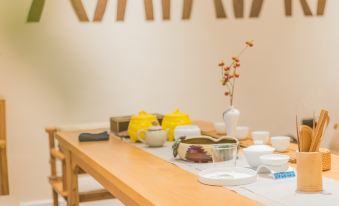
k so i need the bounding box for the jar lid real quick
[244,145,275,152]
[165,108,189,118]
[148,121,162,131]
[131,111,156,121]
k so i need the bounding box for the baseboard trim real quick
[20,198,65,206]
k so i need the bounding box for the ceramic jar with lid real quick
[128,111,158,142]
[162,109,192,141]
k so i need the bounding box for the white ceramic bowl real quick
[214,122,226,134]
[252,131,270,145]
[236,126,249,140]
[174,125,201,140]
[271,136,290,152]
[243,145,275,168]
[260,154,290,166]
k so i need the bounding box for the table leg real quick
[64,149,79,206]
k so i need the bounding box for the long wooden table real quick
[56,129,262,206]
[56,127,339,206]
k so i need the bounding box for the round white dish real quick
[236,126,249,140]
[243,145,275,168]
[198,167,257,186]
[257,164,290,174]
[260,154,290,166]
[174,125,201,140]
[271,136,290,152]
[252,131,270,144]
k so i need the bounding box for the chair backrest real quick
[45,122,109,192]
[0,98,9,195]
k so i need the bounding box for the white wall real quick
[1,0,339,203]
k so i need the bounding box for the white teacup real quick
[252,131,270,145]
[214,122,226,134]
[137,129,168,147]
[236,126,249,140]
[271,136,290,152]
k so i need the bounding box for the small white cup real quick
[271,136,290,152]
[236,126,249,140]
[214,122,226,134]
[252,131,270,145]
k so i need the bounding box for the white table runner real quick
[129,141,339,206]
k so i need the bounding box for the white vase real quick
[223,106,240,137]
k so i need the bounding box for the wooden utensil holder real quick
[296,152,323,192]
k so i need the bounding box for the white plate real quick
[260,154,289,166]
[198,167,257,186]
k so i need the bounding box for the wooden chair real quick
[0,98,9,196]
[46,123,115,206]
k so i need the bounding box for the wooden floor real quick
[0,198,124,206]
[0,196,19,206]
[60,199,124,206]
[0,195,124,206]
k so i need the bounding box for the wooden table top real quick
[56,129,262,206]
[56,123,339,206]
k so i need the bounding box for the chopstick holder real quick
[296,152,323,192]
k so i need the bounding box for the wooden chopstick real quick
[309,111,322,152]
[310,110,328,152]
[315,114,330,152]
[312,112,315,137]
[296,115,301,152]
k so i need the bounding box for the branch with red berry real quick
[218,40,254,106]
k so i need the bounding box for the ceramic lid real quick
[244,145,275,152]
[131,111,156,121]
[148,121,162,131]
[165,109,189,119]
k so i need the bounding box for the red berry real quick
[224,92,230,96]
[235,74,240,78]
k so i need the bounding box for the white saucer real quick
[198,167,257,186]
[257,164,291,174]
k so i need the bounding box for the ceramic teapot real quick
[137,122,168,147]
[162,109,192,141]
[128,111,158,142]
